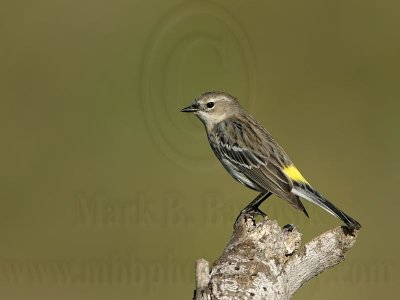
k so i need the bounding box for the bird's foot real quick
[234,205,266,228]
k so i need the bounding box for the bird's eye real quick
[206,102,214,108]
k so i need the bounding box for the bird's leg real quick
[246,192,272,213]
[235,192,272,225]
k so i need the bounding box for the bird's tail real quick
[292,184,361,230]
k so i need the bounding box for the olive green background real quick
[0,0,399,299]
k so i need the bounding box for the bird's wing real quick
[212,119,293,195]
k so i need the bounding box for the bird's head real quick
[181,92,241,128]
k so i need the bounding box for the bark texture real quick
[194,213,359,300]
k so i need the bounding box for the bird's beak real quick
[181,104,199,113]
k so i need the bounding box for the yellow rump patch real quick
[283,165,309,184]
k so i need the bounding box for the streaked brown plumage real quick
[181,91,361,230]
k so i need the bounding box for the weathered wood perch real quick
[194,213,359,300]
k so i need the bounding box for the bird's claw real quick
[234,205,266,227]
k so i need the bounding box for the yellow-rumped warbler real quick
[181,91,361,230]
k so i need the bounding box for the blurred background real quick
[0,0,399,299]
